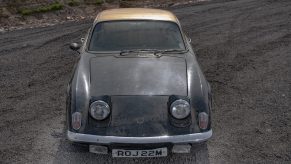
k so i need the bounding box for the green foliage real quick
[95,0,104,5]
[68,0,80,6]
[50,2,63,10]
[19,9,34,15]
[19,2,64,16]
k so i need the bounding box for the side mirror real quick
[70,43,81,52]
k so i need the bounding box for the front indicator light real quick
[72,112,82,130]
[198,112,209,130]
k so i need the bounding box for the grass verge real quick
[19,2,63,16]
[68,0,80,7]
[95,0,104,5]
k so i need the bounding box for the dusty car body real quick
[67,8,212,157]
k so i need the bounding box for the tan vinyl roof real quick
[95,8,179,23]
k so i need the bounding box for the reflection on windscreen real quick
[88,21,185,51]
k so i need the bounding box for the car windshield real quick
[88,20,186,51]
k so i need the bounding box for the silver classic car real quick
[67,8,212,157]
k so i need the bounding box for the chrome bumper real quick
[67,130,212,144]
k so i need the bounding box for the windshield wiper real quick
[120,49,160,56]
[156,49,188,54]
[119,49,188,57]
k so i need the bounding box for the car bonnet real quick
[89,55,187,96]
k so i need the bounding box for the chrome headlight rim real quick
[89,100,111,121]
[170,99,191,119]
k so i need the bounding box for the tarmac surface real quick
[0,0,290,163]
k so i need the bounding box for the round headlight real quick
[170,99,191,119]
[90,100,110,120]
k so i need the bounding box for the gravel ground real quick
[0,0,290,163]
